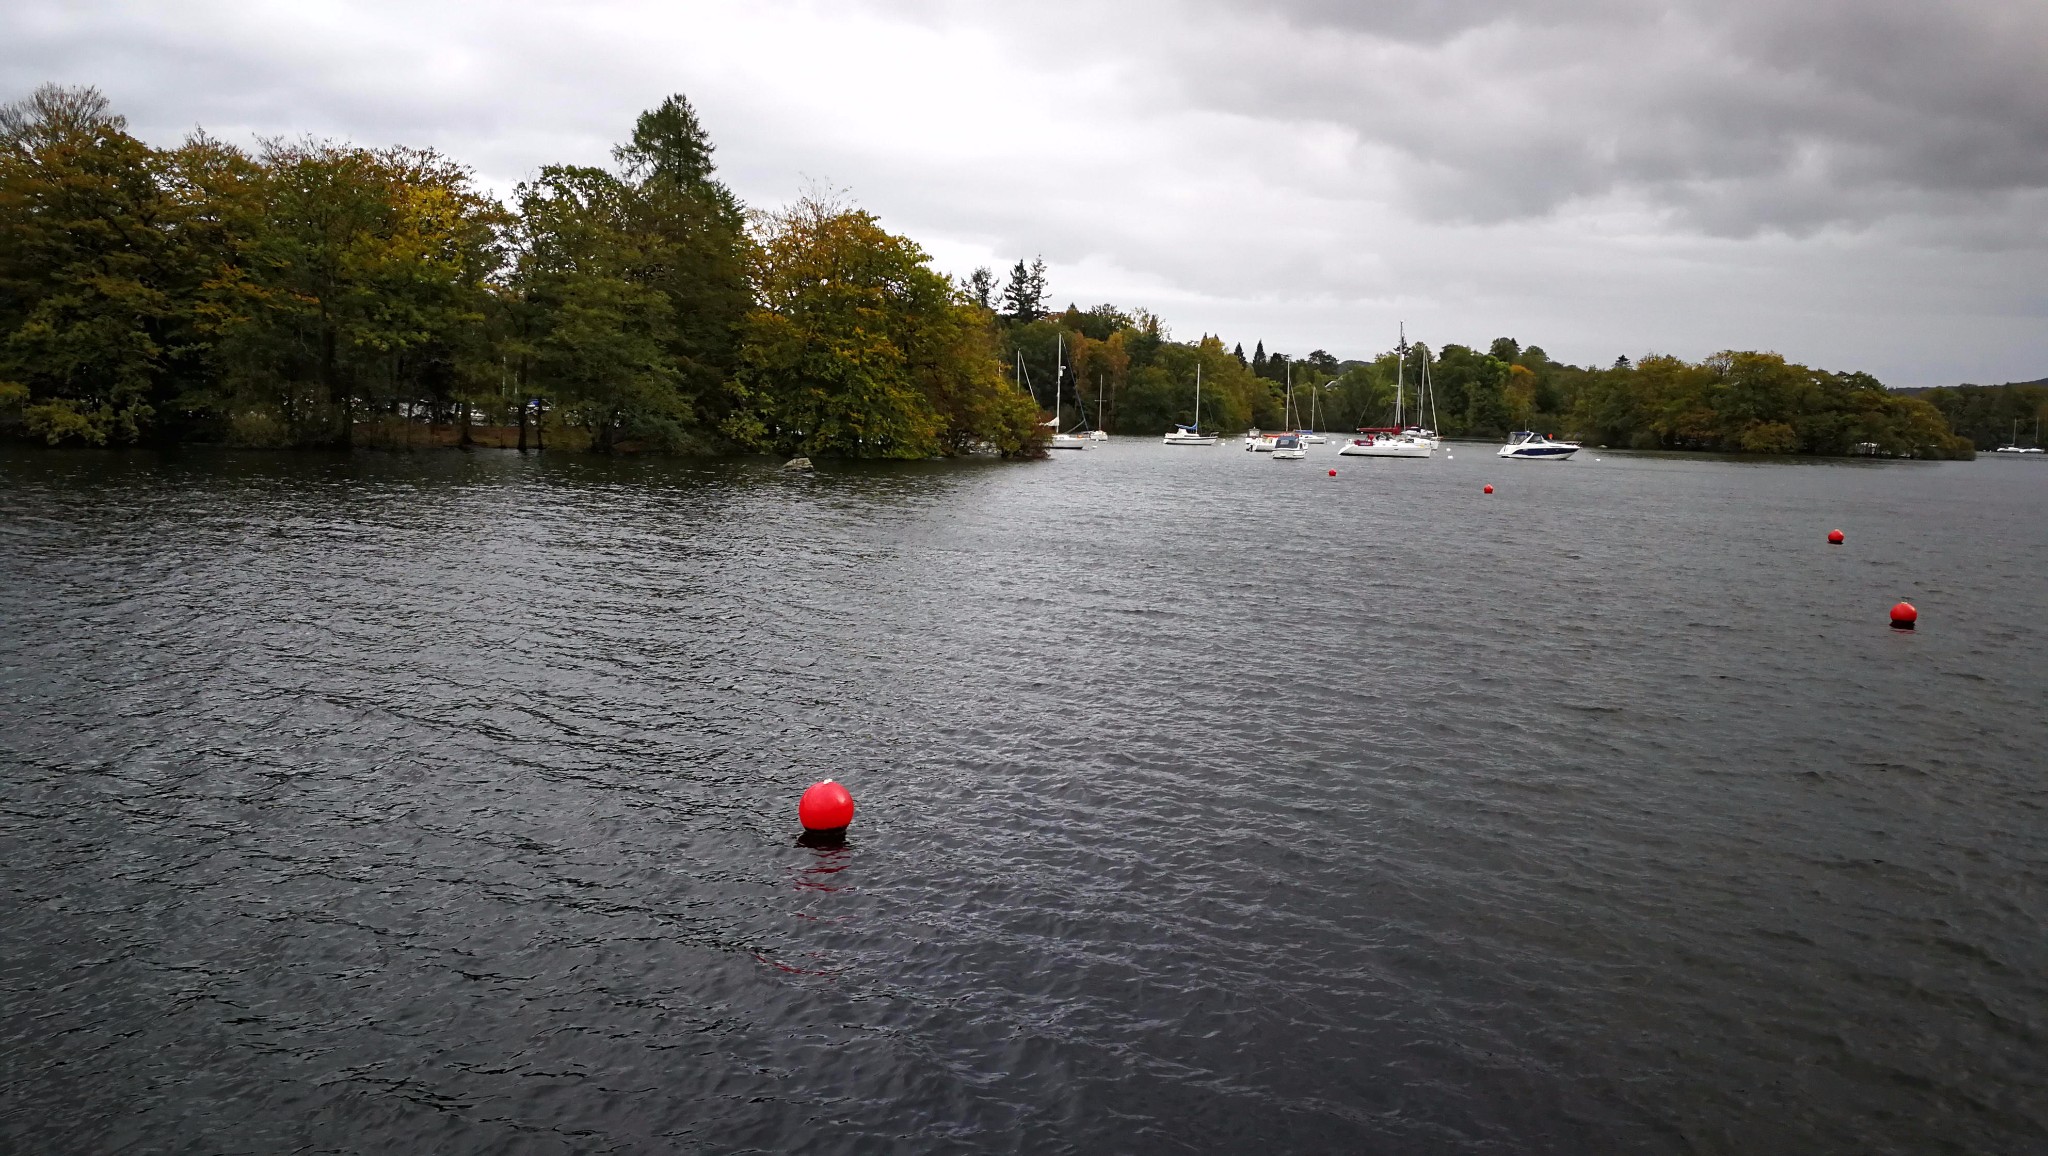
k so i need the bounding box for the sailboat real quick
[1164,362,1219,445]
[1339,325,1435,458]
[1089,374,1109,440]
[1993,418,2044,454]
[1299,373,1328,443]
[1045,333,1088,450]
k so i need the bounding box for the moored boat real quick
[1164,364,1220,445]
[1338,429,1433,458]
[1497,431,1579,459]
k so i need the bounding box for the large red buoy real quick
[1483,484,1494,494]
[1328,469,1337,477]
[1827,529,1845,544]
[798,779,855,831]
[1889,601,1918,630]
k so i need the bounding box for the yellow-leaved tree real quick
[725,197,1042,458]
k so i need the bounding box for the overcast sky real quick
[6,0,2045,385]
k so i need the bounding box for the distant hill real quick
[1894,375,2048,395]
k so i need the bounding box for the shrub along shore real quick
[0,85,1983,460]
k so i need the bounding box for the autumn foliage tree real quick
[726,197,1042,458]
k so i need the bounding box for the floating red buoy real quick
[1889,601,1917,630]
[1827,529,1845,544]
[1483,484,1494,494]
[1328,469,1337,476]
[798,779,855,831]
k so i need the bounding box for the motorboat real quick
[1246,431,1278,452]
[1338,428,1433,458]
[1088,430,1109,442]
[1163,364,1220,445]
[1296,430,1328,444]
[1497,431,1579,460]
[1271,434,1306,460]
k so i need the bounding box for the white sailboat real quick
[1045,333,1088,450]
[1993,419,2044,453]
[1339,325,1436,459]
[1164,362,1219,445]
[1299,374,1327,442]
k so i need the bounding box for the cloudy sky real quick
[6,0,2045,385]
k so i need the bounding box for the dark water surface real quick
[2,442,2044,1154]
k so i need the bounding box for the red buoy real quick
[798,779,855,831]
[1889,601,1918,630]
[1328,469,1337,476]
[1483,484,1494,494]
[1827,529,1845,544]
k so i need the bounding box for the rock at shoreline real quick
[782,456,814,472]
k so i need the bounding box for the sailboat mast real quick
[1286,361,1293,429]
[1426,348,1439,433]
[1054,332,1063,432]
[1195,363,1202,431]
[1395,323,1406,429]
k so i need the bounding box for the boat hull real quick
[1337,439,1432,458]
[1050,434,1089,450]
[1497,445,1577,459]
[1163,433,1218,446]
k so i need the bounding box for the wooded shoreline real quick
[1,84,2009,462]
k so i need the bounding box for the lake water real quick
[2,441,2044,1154]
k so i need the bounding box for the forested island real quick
[0,84,1998,460]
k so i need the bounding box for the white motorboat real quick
[1297,430,1327,444]
[1338,430,1432,458]
[1271,434,1306,460]
[1088,429,1109,442]
[1164,363,1220,445]
[1246,431,1278,452]
[1497,431,1579,460]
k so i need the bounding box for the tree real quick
[510,165,684,451]
[203,140,505,446]
[612,93,716,188]
[999,256,1046,322]
[965,266,996,309]
[0,85,195,443]
[616,97,751,442]
[727,196,1040,458]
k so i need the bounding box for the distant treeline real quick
[1920,381,2048,450]
[0,84,1985,460]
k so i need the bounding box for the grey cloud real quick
[1135,0,2048,234]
